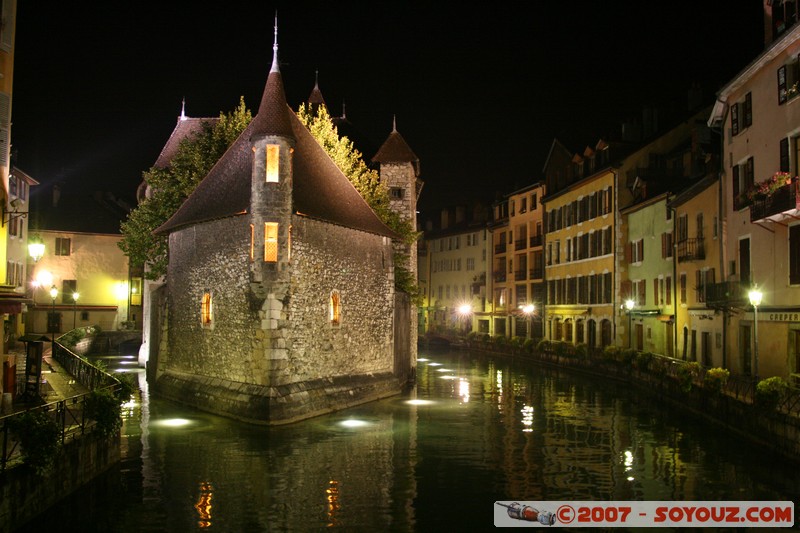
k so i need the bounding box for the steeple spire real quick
[180,97,186,121]
[393,114,397,133]
[270,12,279,73]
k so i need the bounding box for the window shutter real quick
[653,278,659,306]
[666,277,672,305]
[732,164,740,205]
[743,92,753,128]
[780,137,791,172]
[626,242,632,263]
[779,65,788,104]
[731,102,739,136]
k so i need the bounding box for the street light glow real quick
[457,303,472,315]
[625,299,635,311]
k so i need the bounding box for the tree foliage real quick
[119,98,252,279]
[120,97,419,297]
[297,104,421,297]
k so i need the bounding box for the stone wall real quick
[0,434,120,533]
[156,214,401,424]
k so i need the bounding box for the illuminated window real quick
[287,225,292,261]
[264,222,278,262]
[249,223,254,261]
[329,290,341,327]
[266,144,280,183]
[201,292,213,327]
[130,277,142,306]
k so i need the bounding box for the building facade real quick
[708,2,800,381]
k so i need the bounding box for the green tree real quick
[119,98,252,279]
[297,104,421,297]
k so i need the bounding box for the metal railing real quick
[0,338,121,472]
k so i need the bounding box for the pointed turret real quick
[307,70,327,115]
[249,16,294,140]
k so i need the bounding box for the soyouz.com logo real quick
[494,501,795,527]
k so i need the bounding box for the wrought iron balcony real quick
[529,234,543,247]
[676,238,705,262]
[515,269,527,281]
[750,179,800,223]
[494,243,507,254]
[493,270,507,283]
[529,266,544,280]
[515,238,527,250]
[705,281,749,308]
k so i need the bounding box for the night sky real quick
[11,2,764,213]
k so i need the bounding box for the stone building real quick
[151,39,412,424]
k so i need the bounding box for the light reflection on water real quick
[17,349,799,531]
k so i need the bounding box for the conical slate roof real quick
[154,58,397,239]
[372,121,419,168]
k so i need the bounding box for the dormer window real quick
[266,144,280,183]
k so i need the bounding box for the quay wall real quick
[0,433,120,533]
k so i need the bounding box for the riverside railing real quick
[0,337,121,473]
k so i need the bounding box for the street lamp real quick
[457,303,472,335]
[49,285,58,345]
[72,292,80,330]
[748,286,762,381]
[520,304,535,338]
[625,299,635,349]
[28,234,45,263]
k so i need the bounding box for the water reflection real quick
[17,349,799,532]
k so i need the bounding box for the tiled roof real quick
[154,117,218,169]
[372,129,419,167]
[154,69,398,239]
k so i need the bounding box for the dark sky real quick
[11,2,765,213]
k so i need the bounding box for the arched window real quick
[601,319,612,347]
[329,290,341,327]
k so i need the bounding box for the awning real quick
[0,301,22,314]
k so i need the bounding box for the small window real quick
[130,277,142,306]
[201,292,213,327]
[55,237,71,256]
[266,144,280,183]
[390,187,404,199]
[329,290,341,327]
[249,224,255,261]
[264,222,278,262]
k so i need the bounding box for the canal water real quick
[17,348,799,531]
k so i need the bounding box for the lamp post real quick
[72,292,80,330]
[49,285,58,345]
[748,287,762,381]
[28,235,45,263]
[520,304,535,338]
[457,303,472,335]
[625,299,635,349]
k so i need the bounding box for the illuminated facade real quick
[489,183,546,339]
[707,1,800,380]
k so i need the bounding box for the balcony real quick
[495,243,507,254]
[750,179,800,223]
[515,238,527,250]
[529,266,543,280]
[514,269,527,281]
[493,270,507,283]
[676,238,705,262]
[705,281,749,308]
[529,234,543,247]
